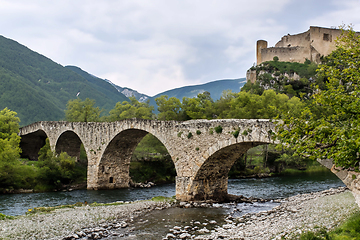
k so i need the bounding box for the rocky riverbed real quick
[0,187,358,240]
[194,187,359,240]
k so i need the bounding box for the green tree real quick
[182,91,215,119]
[0,108,37,190]
[36,139,82,188]
[65,98,101,122]
[0,108,22,189]
[220,90,303,119]
[155,95,183,120]
[107,97,154,121]
[277,26,360,168]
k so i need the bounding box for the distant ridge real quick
[0,35,128,126]
[148,78,246,110]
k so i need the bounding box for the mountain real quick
[65,66,246,110]
[148,78,247,110]
[102,80,150,103]
[0,35,128,126]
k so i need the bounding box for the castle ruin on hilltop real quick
[256,26,343,65]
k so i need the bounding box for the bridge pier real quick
[176,176,228,202]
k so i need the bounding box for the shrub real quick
[214,126,223,134]
[232,130,239,138]
[196,130,201,135]
[187,132,193,139]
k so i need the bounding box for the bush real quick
[214,126,222,134]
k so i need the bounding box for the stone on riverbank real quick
[196,187,360,240]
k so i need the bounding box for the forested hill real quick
[149,78,247,108]
[0,35,128,126]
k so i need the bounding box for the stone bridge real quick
[19,119,276,201]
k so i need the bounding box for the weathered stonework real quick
[257,26,344,64]
[19,119,360,205]
[19,119,276,201]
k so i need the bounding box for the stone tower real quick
[256,40,268,65]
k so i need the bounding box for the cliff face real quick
[245,60,317,98]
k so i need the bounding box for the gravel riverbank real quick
[195,187,359,240]
[0,200,173,240]
[0,187,358,240]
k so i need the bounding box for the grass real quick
[277,162,330,176]
[19,196,175,217]
[151,196,176,202]
[297,213,360,240]
[0,213,14,220]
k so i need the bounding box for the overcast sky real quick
[1,0,359,96]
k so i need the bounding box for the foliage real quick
[277,26,360,168]
[232,129,240,138]
[216,90,304,119]
[130,159,176,184]
[0,36,128,126]
[0,108,37,190]
[65,98,102,122]
[182,91,215,119]
[36,139,86,189]
[187,132,193,139]
[297,213,360,240]
[151,196,176,202]
[0,213,14,220]
[132,134,168,159]
[155,95,182,120]
[244,59,318,98]
[107,97,154,121]
[130,134,175,184]
[214,125,223,134]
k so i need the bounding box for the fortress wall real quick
[260,46,310,63]
[275,30,311,48]
[309,26,342,57]
[256,26,349,65]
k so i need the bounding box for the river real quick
[0,170,344,217]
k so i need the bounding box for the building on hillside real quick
[256,26,343,65]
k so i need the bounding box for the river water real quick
[0,170,344,217]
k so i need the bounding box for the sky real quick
[1,0,360,96]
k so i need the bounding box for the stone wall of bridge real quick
[19,119,276,201]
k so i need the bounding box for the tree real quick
[182,91,215,119]
[36,139,81,188]
[0,108,21,188]
[277,26,360,168]
[65,98,101,122]
[155,95,183,121]
[0,108,36,190]
[108,97,154,121]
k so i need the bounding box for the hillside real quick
[67,67,247,110]
[0,35,128,126]
[148,78,246,110]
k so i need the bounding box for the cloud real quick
[0,0,358,95]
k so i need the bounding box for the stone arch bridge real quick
[19,119,277,201]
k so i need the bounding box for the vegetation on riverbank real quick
[297,212,360,240]
[0,109,86,192]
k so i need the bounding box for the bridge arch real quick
[94,127,176,190]
[20,129,48,160]
[55,130,84,161]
